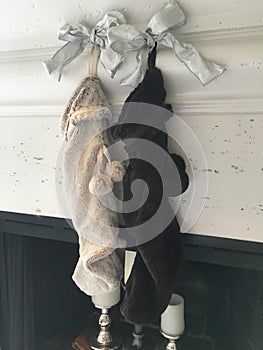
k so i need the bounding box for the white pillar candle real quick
[161,294,185,338]
[91,282,121,309]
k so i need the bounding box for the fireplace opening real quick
[0,212,262,350]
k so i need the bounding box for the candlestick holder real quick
[89,284,122,350]
[122,325,153,350]
[160,294,185,350]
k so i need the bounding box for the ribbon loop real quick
[145,32,155,49]
[109,24,146,53]
[58,23,89,42]
[89,27,105,48]
[147,0,186,35]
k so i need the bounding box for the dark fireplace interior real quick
[0,211,262,350]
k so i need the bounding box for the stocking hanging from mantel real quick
[61,44,126,296]
[110,45,189,324]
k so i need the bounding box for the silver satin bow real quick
[108,1,226,87]
[43,11,126,81]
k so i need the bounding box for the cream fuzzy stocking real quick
[62,45,125,295]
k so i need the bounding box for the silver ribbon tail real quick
[159,32,226,85]
[43,38,85,82]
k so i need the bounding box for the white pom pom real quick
[89,174,113,196]
[105,161,125,182]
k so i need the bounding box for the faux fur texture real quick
[105,161,126,182]
[89,173,113,196]
[62,76,124,295]
[88,147,126,196]
[111,47,189,324]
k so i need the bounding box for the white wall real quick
[0,0,262,242]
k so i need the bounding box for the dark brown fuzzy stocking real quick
[112,46,189,324]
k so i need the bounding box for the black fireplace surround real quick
[0,211,263,350]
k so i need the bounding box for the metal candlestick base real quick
[122,325,152,350]
[89,308,122,350]
[161,333,179,350]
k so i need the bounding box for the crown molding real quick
[0,13,262,63]
[172,97,263,115]
[176,11,263,42]
[0,47,58,63]
[0,104,62,118]
[0,97,262,118]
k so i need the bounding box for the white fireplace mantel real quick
[0,0,263,243]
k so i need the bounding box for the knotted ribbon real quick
[108,1,226,86]
[43,11,126,81]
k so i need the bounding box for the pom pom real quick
[105,161,126,182]
[89,174,113,196]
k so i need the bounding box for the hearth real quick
[0,211,263,350]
